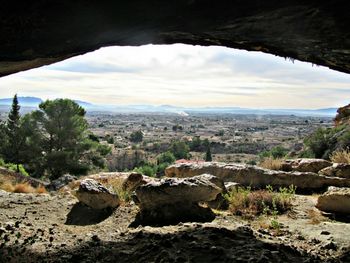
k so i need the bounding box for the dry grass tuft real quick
[105,177,131,204]
[307,209,324,224]
[13,182,36,193]
[259,157,284,170]
[0,178,48,194]
[224,186,295,218]
[330,149,350,164]
[36,185,48,194]
[0,182,15,192]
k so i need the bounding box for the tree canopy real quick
[130,130,143,143]
[1,94,26,171]
[0,98,111,179]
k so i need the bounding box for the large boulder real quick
[316,187,350,214]
[281,159,332,173]
[165,162,350,190]
[75,179,119,209]
[133,174,223,226]
[319,163,350,179]
[136,174,223,210]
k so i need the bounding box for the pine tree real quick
[5,94,23,172]
[205,145,212,162]
[26,99,110,179]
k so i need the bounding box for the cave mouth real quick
[0,44,349,112]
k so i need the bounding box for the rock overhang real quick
[0,0,349,77]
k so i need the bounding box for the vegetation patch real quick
[105,177,131,204]
[330,148,350,163]
[259,157,284,170]
[224,185,296,218]
[0,180,47,194]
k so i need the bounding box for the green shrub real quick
[134,165,157,177]
[157,151,176,164]
[130,130,143,143]
[2,161,29,177]
[259,146,288,159]
[169,141,190,159]
[224,185,295,217]
[303,126,349,159]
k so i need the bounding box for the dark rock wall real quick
[0,0,349,76]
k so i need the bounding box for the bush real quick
[134,165,157,177]
[105,177,131,204]
[157,151,176,164]
[169,141,190,159]
[259,146,288,159]
[224,185,295,218]
[0,159,29,177]
[0,180,47,194]
[303,126,350,159]
[13,182,35,193]
[130,130,143,143]
[330,148,350,163]
[304,128,334,159]
[259,157,284,170]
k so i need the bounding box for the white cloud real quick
[0,44,349,108]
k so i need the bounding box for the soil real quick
[0,190,349,263]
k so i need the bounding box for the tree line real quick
[0,95,110,180]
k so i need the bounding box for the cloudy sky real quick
[0,44,349,109]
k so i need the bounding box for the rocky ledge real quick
[165,161,350,190]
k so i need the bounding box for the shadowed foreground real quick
[0,190,349,262]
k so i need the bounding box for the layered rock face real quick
[165,162,350,190]
[281,159,332,173]
[0,1,349,76]
[319,163,350,179]
[316,187,350,214]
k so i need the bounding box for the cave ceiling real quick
[0,0,349,77]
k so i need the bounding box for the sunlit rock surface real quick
[165,162,350,190]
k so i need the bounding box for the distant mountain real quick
[0,97,94,109]
[0,96,42,107]
[73,100,93,107]
[0,96,338,117]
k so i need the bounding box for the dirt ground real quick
[0,190,349,263]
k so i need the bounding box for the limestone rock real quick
[282,159,332,173]
[319,163,350,179]
[165,162,350,190]
[334,104,350,126]
[136,174,223,210]
[121,172,154,192]
[316,187,350,214]
[133,174,222,225]
[75,179,119,209]
[49,174,77,191]
[225,182,241,192]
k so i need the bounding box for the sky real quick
[0,44,349,109]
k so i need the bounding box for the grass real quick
[224,185,295,218]
[259,157,284,170]
[0,179,48,194]
[307,208,325,225]
[330,148,350,163]
[105,177,132,204]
